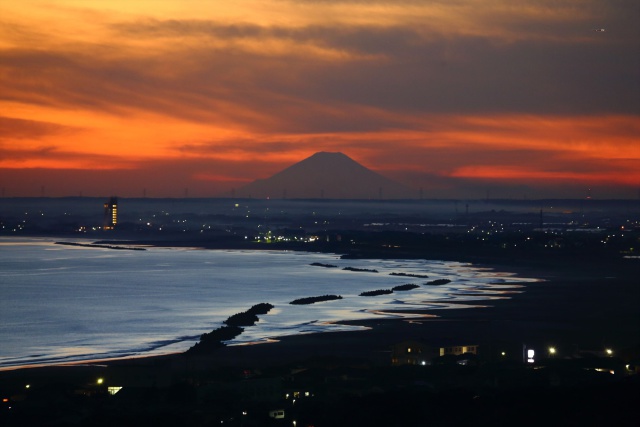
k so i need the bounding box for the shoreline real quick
[2,273,638,395]
[2,240,638,377]
[0,247,537,372]
[3,273,638,374]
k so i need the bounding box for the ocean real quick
[0,237,538,369]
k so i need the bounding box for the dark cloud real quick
[0,156,267,197]
[0,143,132,165]
[2,5,637,137]
[0,116,77,140]
[1,1,638,198]
[112,19,422,56]
[306,36,639,116]
[176,140,302,155]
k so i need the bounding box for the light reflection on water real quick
[0,237,540,369]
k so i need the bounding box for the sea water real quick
[0,237,538,369]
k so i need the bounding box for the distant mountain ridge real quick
[235,152,415,199]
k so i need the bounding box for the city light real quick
[527,349,535,363]
[107,387,122,395]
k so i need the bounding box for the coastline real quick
[2,246,638,427]
[2,253,638,379]
[2,237,638,385]
[173,273,640,369]
[0,238,543,370]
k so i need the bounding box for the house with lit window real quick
[439,344,479,357]
[391,340,435,366]
[391,340,479,366]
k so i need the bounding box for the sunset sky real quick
[1,0,638,199]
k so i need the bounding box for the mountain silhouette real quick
[236,152,415,199]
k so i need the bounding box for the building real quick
[103,197,118,230]
[391,340,436,366]
[391,340,479,366]
[439,344,479,357]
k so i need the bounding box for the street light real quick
[548,347,556,356]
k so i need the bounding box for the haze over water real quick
[0,237,539,370]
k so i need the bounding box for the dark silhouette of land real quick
[289,295,343,305]
[425,279,452,286]
[1,197,639,426]
[391,283,420,291]
[235,151,415,199]
[187,304,274,355]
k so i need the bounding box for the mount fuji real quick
[235,152,415,199]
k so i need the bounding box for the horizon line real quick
[1,196,639,202]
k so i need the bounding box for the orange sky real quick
[1,1,638,198]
